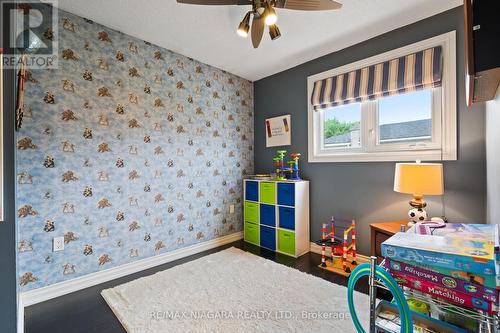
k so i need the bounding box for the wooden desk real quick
[370,221,407,263]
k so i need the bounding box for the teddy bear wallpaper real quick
[16,5,254,291]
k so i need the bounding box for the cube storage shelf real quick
[243,179,310,258]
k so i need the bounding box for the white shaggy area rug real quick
[102,247,369,333]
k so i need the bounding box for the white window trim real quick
[307,31,457,163]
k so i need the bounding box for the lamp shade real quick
[394,163,444,195]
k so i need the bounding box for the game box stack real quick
[381,224,500,314]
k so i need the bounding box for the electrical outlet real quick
[229,204,235,214]
[53,236,64,252]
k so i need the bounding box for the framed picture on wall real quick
[265,115,291,147]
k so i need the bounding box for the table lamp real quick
[393,162,444,225]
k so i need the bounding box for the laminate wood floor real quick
[25,240,372,333]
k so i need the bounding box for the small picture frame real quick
[265,115,291,147]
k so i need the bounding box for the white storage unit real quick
[243,179,310,258]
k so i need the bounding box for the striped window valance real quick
[311,46,442,111]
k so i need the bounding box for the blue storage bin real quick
[245,181,258,201]
[279,206,295,230]
[277,183,295,206]
[260,226,276,251]
[260,204,276,227]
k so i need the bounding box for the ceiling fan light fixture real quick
[176,0,344,48]
[237,12,251,38]
[269,24,281,40]
[263,2,277,26]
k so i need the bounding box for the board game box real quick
[390,270,498,314]
[408,223,498,241]
[415,262,500,290]
[408,223,500,261]
[384,258,499,304]
[381,224,499,276]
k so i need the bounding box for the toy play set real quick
[315,217,368,276]
[272,150,301,181]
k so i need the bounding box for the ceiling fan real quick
[176,0,342,48]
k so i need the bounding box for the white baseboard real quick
[310,242,372,261]
[20,231,243,309]
[17,298,24,333]
[310,241,331,256]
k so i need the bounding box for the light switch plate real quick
[229,204,235,214]
[53,236,64,252]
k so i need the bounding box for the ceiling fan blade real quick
[176,0,247,5]
[275,0,342,11]
[251,15,265,49]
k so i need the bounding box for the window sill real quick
[308,149,456,163]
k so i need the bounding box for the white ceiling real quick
[50,0,462,81]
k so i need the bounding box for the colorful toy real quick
[274,150,287,180]
[289,153,301,180]
[273,157,282,179]
[271,151,302,181]
[317,217,358,273]
[285,161,295,179]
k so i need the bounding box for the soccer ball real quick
[408,208,427,223]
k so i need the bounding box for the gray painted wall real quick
[486,90,500,224]
[254,7,486,256]
[0,0,19,330]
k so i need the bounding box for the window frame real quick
[307,31,457,163]
[320,103,363,151]
[372,88,441,151]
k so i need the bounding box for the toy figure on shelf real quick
[273,157,283,180]
[289,153,301,180]
[315,217,366,276]
[272,151,303,181]
[274,150,286,180]
[285,161,295,179]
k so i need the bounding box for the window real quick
[308,32,456,162]
[323,103,361,149]
[377,90,433,145]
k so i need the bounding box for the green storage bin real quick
[244,222,259,245]
[244,201,259,223]
[278,229,295,255]
[259,182,276,204]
